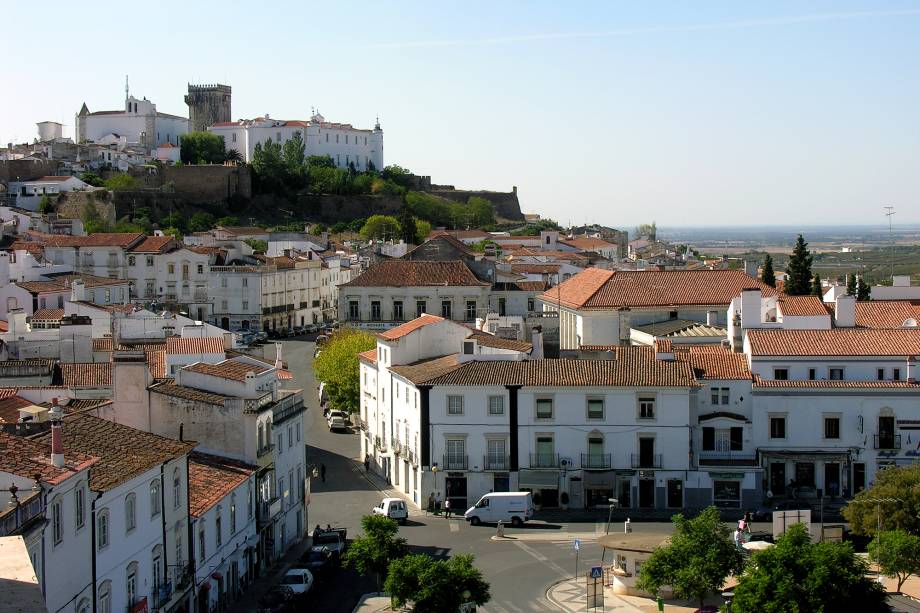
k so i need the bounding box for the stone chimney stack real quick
[50,398,64,468]
[530,326,544,360]
[908,357,916,384]
[274,342,283,370]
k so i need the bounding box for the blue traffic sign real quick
[573,539,581,551]
[590,566,603,579]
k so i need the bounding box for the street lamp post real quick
[600,497,618,563]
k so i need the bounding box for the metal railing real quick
[874,434,901,450]
[581,453,612,469]
[256,443,275,458]
[0,491,43,536]
[442,454,468,470]
[698,450,757,465]
[484,455,509,471]
[631,453,662,469]
[529,453,560,469]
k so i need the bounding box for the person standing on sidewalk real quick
[364,454,370,473]
[444,498,452,518]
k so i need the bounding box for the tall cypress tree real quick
[785,235,814,295]
[812,274,823,296]
[761,254,776,287]
[857,276,871,301]
[846,274,857,296]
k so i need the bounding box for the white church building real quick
[209,111,383,170]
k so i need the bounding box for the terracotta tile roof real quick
[166,337,225,355]
[389,355,462,384]
[673,346,751,380]
[779,295,829,317]
[541,268,776,310]
[60,363,112,388]
[558,237,617,251]
[188,452,256,517]
[70,301,135,313]
[9,241,44,257]
[428,229,492,241]
[0,359,55,375]
[92,338,113,352]
[341,261,489,288]
[147,351,166,379]
[30,309,64,321]
[378,314,445,340]
[17,274,128,294]
[149,381,227,405]
[408,234,477,257]
[468,332,532,353]
[25,231,145,248]
[184,359,270,382]
[752,375,920,389]
[32,176,72,182]
[855,301,920,329]
[492,281,547,292]
[0,431,96,485]
[0,395,35,424]
[127,236,176,253]
[423,349,697,387]
[33,414,194,491]
[358,349,378,364]
[747,328,920,357]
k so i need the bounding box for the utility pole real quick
[853,497,901,583]
[884,206,896,281]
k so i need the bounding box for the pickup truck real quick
[311,527,347,560]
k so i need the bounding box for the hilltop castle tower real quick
[185,83,231,132]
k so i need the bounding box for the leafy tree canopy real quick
[179,131,227,165]
[386,554,491,613]
[857,276,871,301]
[870,529,920,591]
[731,523,886,613]
[80,172,104,187]
[312,330,375,413]
[343,514,407,589]
[397,204,418,245]
[382,164,414,188]
[104,173,140,191]
[636,507,743,607]
[215,216,240,227]
[846,274,858,296]
[843,464,920,535]
[161,213,187,234]
[188,212,216,233]
[244,238,268,253]
[360,215,400,241]
[511,218,562,235]
[414,219,432,244]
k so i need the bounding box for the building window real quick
[809,368,816,380]
[221,277,228,288]
[393,301,404,321]
[75,486,85,530]
[173,468,181,509]
[242,300,249,310]
[587,398,604,419]
[638,396,655,419]
[230,495,237,534]
[52,498,63,545]
[197,264,204,274]
[441,300,452,319]
[97,510,109,550]
[349,301,359,319]
[713,480,741,509]
[829,368,844,380]
[446,439,466,467]
[536,398,553,419]
[168,263,175,275]
[878,368,885,381]
[126,563,138,607]
[770,416,786,439]
[465,301,477,321]
[488,395,504,415]
[150,481,160,518]
[146,256,154,267]
[498,297,506,316]
[371,301,381,321]
[824,416,841,439]
[773,368,789,380]
[232,133,237,143]
[242,277,248,287]
[527,298,535,312]
[894,368,902,381]
[416,300,426,317]
[288,425,293,448]
[125,494,137,533]
[215,507,223,548]
[128,256,136,266]
[447,395,464,415]
[98,582,111,613]
[710,387,729,405]
[198,526,206,561]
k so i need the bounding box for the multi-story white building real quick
[25,231,146,280]
[125,236,212,312]
[0,274,131,320]
[76,94,190,153]
[209,112,383,170]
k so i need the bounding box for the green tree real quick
[104,173,140,191]
[386,553,491,613]
[162,227,182,240]
[244,238,268,253]
[382,164,413,188]
[306,155,335,169]
[635,222,657,241]
[636,507,742,607]
[343,514,407,589]
[38,195,54,214]
[396,204,418,245]
[812,273,823,296]
[360,215,400,241]
[466,196,495,227]
[188,212,216,232]
[216,216,240,227]
[846,273,857,296]
[161,213,188,234]
[843,465,920,535]
[179,131,227,164]
[869,529,920,591]
[224,148,243,164]
[761,253,776,287]
[784,234,814,295]
[80,172,104,187]
[251,138,285,193]
[309,223,328,235]
[82,201,107,233]
[282,130,307,184]
[312,329,375,413]
[857,276,871,301]
[415,219,432,244]
[731,524,886,613]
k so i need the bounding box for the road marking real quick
[449,521,460,533]
[513,541,548,562]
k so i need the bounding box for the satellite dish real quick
[903,318,918,328]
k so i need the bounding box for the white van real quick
[318,382,329,404]
[372,498,408,524]
[464,492,533,527]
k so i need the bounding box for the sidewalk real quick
[227,536,312,612]
[352,593,394,612]
[357,458,427,516]
[546,576,720,613]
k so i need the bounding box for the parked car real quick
[280,568,314,595]
[327,409,350,425]
[311,527,347,559]
[258,586,295,612]
[253,332,269,344]
[328,413,348,432]
[315,334,329,347]
[372,498,409,525]
[464,492,534,527]
[292,326,305,336]
[306,324,320,333]
[300,545,335,577]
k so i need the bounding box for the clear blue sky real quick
[5,1,920,227]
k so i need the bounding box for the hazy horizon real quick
[4,1,919,227]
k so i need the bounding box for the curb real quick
[544,578,572,612]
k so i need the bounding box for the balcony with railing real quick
[391,438,403,456]
[529,453,560,469]
[484,455,509,471]
[698,450,758,466]
[375,436,387,453]
[258,496,282,527]
[631,453,662,469]
[358,418,368,431]
[0,490,43,536]
[581,453,612,469]
[442,454,469,470]
[875,434,901,450]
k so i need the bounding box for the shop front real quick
[582,470,615,509]
[518,469,560,507]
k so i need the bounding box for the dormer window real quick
[463,341,475,355]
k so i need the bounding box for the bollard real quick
[625,518,632,533]
[496,520,505,538]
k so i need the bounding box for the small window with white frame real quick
[638,396,655,420]
[488,395,504,415]
[586,398,604,420]
[535,397,554,419]
[447,395,464,415]
[710,387,729,405]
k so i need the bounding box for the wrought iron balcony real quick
[442,454,468,470]
[698,450,757,466]
[529,453,560,469]
[581,453,612,469]
[874,434,901,450]
[631,453,662,469]
[484,455,509,471]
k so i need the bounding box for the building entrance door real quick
[770,462,786,496]
[666,479,683,508]
[639,479,655,508]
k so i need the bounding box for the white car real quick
[372,498,408,524]
[280,568,314,595]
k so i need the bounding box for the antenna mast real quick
[884,206,896,281]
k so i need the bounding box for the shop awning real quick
[582,471,615,489]
[759,449,851,461]
[518,470,559,488]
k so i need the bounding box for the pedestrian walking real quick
[364,454,370,473]
[313,524,322,541]
[320,463,326,483]
[444,498,452,518]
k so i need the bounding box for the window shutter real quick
[702,427,715,451]
[730,427,743,451]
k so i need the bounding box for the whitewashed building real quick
[76,94,190,153]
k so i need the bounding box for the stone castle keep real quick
[185,83,232,132]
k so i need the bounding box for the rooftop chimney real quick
[834,294,856,328]
[274,342,283,370]
[654,339,674,361]
[908,357,916,384]
[530,326,544,360]
[50,398,64,468]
